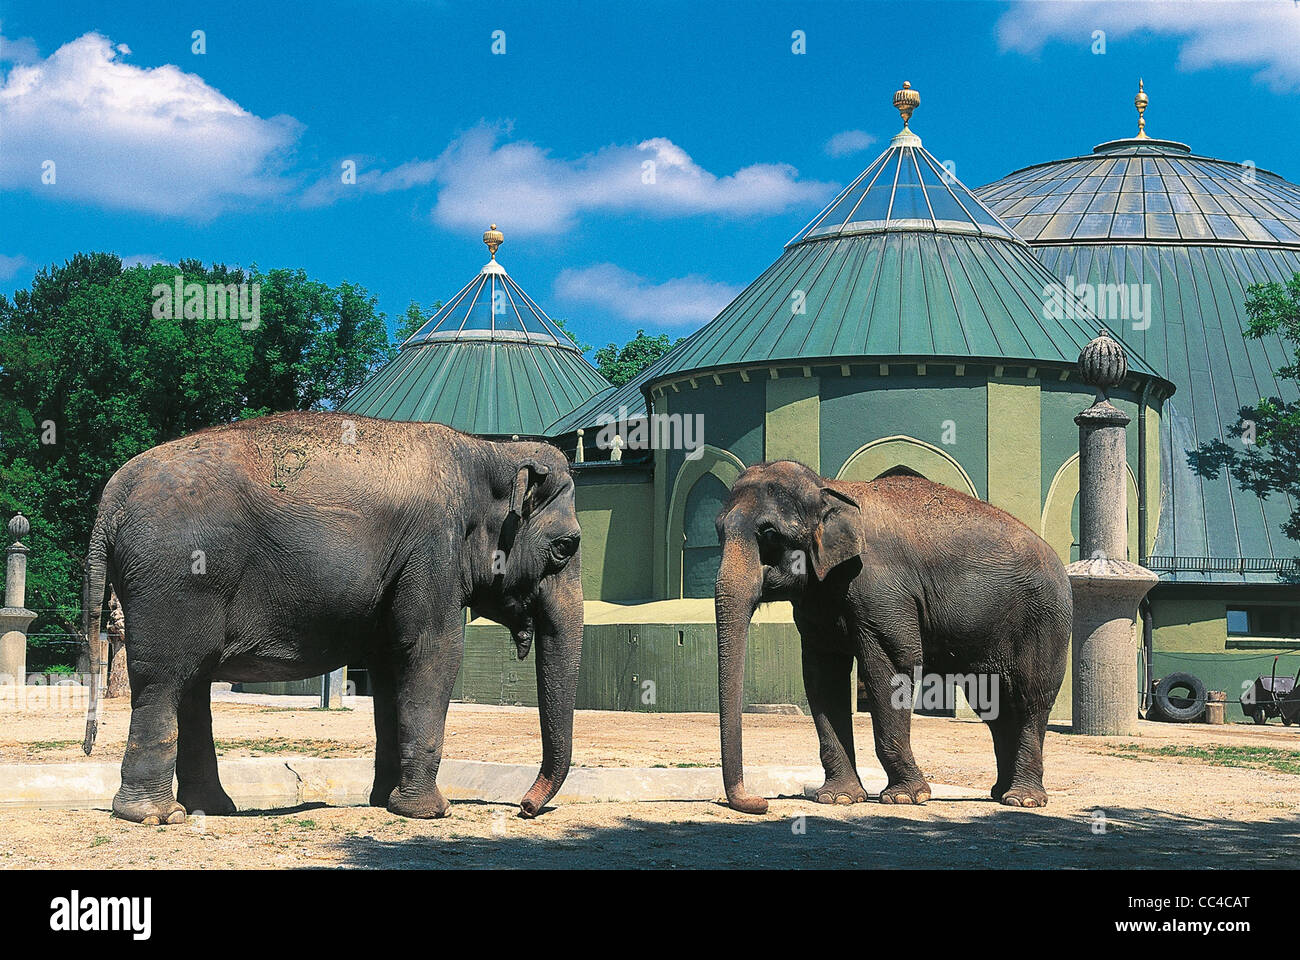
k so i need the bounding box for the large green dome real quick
[976,86,1300,580]
[341,227,610,438]
[632,88,1167,394]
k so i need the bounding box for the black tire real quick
[1252,707,1269,725]
[1150,672,1208,723]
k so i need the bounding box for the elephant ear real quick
[510,460,551,517]
[809,486,862,580]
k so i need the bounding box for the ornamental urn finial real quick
[1078,328,1128,398]
[483,223,504,260]
[8,513,29,541]
[893,81,920,129]
[1134,79,1150,140]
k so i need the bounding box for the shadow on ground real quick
[329,802,1300,870]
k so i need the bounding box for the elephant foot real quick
[387,785,450,819]
[878,779,931,805]
[991,781,1011,802]
[113,793,187,826]
[369,781,398,807]
[177,784,237,817]
[999,783,1048,808]
[813,778,870,805]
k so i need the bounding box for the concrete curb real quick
[0,757,985,812]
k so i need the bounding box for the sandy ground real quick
[2,696,1298,868]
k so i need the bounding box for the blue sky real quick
[3,0,1300,352]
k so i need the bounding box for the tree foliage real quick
[1194,274,1300,546]
[593,330,682,386]
[0,252,394,627]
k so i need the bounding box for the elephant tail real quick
[81,513,113,755]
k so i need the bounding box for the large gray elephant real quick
[81,411,583,824]
[713,460,1071,814]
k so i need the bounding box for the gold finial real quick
[483,223,504,259]
[893,81,920,130]
[1134,79,1150,140]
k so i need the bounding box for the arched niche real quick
[835,435,978,498]
[665,445,746,598]
[1041,452,1140,564]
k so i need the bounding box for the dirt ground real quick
[2,696,1298,869]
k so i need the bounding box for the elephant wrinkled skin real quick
[713,461,1071,815]
[81,411,583,824]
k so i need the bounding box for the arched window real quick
[682,473,730,598]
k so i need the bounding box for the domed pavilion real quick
[977,83,1300,700]
[342,225,610,438]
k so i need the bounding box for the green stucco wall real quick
[573,468,654,602]
[987,378,1040,528]
[820,369,987,493]
[765,373,820,469]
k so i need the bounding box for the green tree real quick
[550,316,591,353]
[1194,274,1300,548]
[593,330,682,386]
[391,300,443,355]
[0,252,394,643]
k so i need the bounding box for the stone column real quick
[1067,332,1158,735]
[321,666,347,709]
[0,514,38,686]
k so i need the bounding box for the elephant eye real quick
[550,534,580,561]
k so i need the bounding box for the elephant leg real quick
[984,709,1020,801]
[387,619,464,819]
[859,637,930,805]
[369,657,400,807]
[113,672,187,825]
[175,682,236,816]
[999,706,1050,808]
[801,643,867,804]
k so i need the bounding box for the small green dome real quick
[341,228,610,438]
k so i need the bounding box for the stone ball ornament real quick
[8,513,29,541]
[1078,328,1128,396]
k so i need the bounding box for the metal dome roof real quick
[340,226,610,437]
[403,228,578,347]
[632,83,1167,392]
[790,122,1018,244]
[976,83,1300,581]
[977,83,1300,249]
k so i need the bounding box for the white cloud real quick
[300,157,438,208]
[998,0,1300,92]
[0,32,301,216]
[554,263,741,328]
[0,28,39,64]
[0,253,28,280]
[824,129,877,158]
[423,123,836,235]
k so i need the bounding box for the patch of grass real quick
[25,739,80,752]
[255,707,352,714]
[1104,742,1300,775]
[287,818,318,830]
[213,737,351,757]
[651,762,713,768]
[90,836,110,848]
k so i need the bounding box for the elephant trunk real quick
[519,557,583,818]
[715,534,768,814]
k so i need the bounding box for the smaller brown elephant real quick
[713,461,1071,814]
